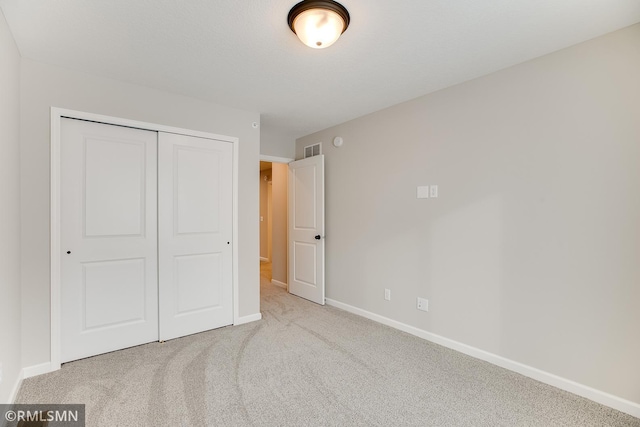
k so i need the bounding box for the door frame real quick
[50,107,240,371]
[267,180,273,262]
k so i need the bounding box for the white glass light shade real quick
[292,8,346,49]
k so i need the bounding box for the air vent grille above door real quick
[304,143,321,158]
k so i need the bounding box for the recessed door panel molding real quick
[174,253,222,315]
[84,137,146,238]
[293,242,317,286]
[175,146,221,235]
[159,132,233,341]
[83,258,146,330]
[293,164,317,230]
[288,155,325,305]
[60,118,159,363]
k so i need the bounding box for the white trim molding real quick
[23,362,53,379]
[8,370,24,404]
[259,154,294,164]
[50,107,241,370]
[234,313,262,326]
[325,298,640,419]
[232,135,240,327]
[50,109,62,371]
[271,280,287,289]
[8,363,55,404]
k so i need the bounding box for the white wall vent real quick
[304,143,321,158]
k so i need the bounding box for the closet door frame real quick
[50,107,240,371]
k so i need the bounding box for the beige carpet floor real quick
[16,266,640,426]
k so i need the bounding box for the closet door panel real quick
[60,118,158,363]
[158,132,233,341]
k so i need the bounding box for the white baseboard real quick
[234,312,262,326]
[23,362,54,379]
[4,361,53,404]
[271,279,287,289]
[260,257,269,262]
[7,369,24,404]
[325,298,640,419]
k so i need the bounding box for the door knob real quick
[315,235,321,240]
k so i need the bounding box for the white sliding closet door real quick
[61,119,159,363]
[158,133,233,341]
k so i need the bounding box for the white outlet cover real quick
[417,297,429,312]
[430,185,438,198]
[417,186,430,199]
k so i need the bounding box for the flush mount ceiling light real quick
[288,0,350,49]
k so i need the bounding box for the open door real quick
[288,155,325,305]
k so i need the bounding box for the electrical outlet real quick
[417,297,429,312]
[384,289,391,301]
[430,185,438,198]
[416,186,430,199]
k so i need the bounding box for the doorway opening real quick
[259,160,289,290]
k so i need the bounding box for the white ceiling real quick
[2,0,640,146]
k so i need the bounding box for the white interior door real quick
[288,155,325,305]
[158,133,233,341]
[61,118,159,363]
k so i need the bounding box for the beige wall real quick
[260,169,272,260]
[296,24,640,404]
[0,9,22,404]
[20,58,261,369]
[260,126,296,159]
[271,163,288,285]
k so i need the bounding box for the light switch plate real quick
[417,186,430,199]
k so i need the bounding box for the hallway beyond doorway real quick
[259,161,288,289]
[260,260,272,281]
